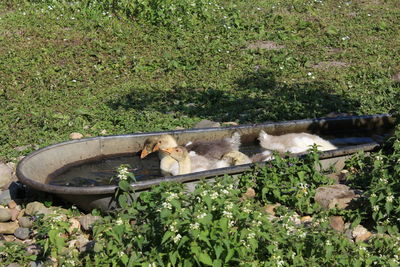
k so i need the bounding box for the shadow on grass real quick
[108,70,361,123]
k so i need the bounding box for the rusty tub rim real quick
[16,114,394,196]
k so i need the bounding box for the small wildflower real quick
[379,178,388,184]
[190,222,200,230]
[197,213,207,219]
[162,202,172,210]
[222,210,233,219]
[172,233,182,243]
[116,218,123,225]
[248,232,256,239]
[326,240,332,246]
[373,205,379,212]
[386,194,394,202]
[307,72,313,76]
[341,36,350,41]
[210,191,219,199]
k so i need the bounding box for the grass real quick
[1,0,399,161]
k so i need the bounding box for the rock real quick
[10,208,19,221]
[329,216,345,232]
[7,263,22,267]
[8,200,17,209]
[79,214,101,231]
[25,202,50,215]
[69,132,83,140]
[352,225,372,242]
[100,129,107,135]
[356,232,373,242]
[300,216,312,223]
[68,218,80,234]
[263,203,281,216]
[222,122,239,126]
[14,227,30,240]
[3,235,16,242]
[312,61,348,69]
[314,184,359,209]
[79,240,95,253]
[194,119,220,128]
[0,162,13,188]
[75,235,89,248]
[0,189,11,205]
[19,216,34,228]
[175,126,185,130]
[0,208,11,222]
[26,244,41,255]
[0,221,19,234]
[243,188,256,199]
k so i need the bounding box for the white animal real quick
[258,130,337,154]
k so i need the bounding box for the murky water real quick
[47,133,387,187]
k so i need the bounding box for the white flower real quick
[373,205,379,212]
[190,222,200,230]
[225,202,234,210]
[172,234,182,243]
[166,192,178,202]
[248,232,256,239]
[370,193,377,198]
[243,207,251,213]
[169,222,178,232]
[162,202,172,209]
[197,213,207,219]
[307,72,312,76]
[116,218,123,225]
[379,178,388,184]
[299,231,307,238]
[221,189,229,194]
[118,251,125,257]
[375,155,383,161]
[228,220,235,227]
[223,210,233,219]
[341,36,350,41]
[210,192,219,199]
[386,195,394,202]
[326,240,332,246]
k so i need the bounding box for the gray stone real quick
[19,216,34,228]
[69,132,83,139]
[25,202,50,215]
[26,244,41,255]
[0,221,19,234]
[0,208,12,222]
[194,119,220,128]
[0,189,11,205]
[0,162,13,188]
[246,41,285,50]
[314,184,359,209]
[14,227,30,240]
[78,240,95,253]
[79,214,101,231]
[7,263,22,267]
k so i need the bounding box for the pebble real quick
[329,216,345,232]
[14,227,30,240]
[0,208,12,222]
[263,203,281,216]
[19,216,34,228]
[79,214,101,231]
[7,263,22,267]
[68,218,81,234]
[222,121,239,126]
[79,240,95,253]
[69,132,83,139]
[26,244,41,255]
[0,162,13,188]
[8,200,17,209]
[10,208,20,221]
[0,221,19,234]
[243,187,256,199]
[0,189,11,205]
[25,202,50,215]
